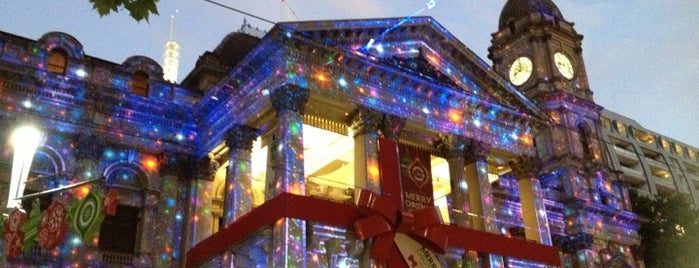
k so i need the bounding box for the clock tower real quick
[489,0,641,267]
[489,0,591,100]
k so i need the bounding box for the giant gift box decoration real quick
[187,138,561,267]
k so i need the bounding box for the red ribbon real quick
[186,193,561,267]
[353,189,448,266]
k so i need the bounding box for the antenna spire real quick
[163,9,180,83]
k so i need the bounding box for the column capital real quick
[347,106,382,137]
[270,84,309,114]
[197,153,221,181]
[465,139,490,163]
[379,114,405,140]
[509,156,542,178]
[225,125,258,151]
[437,134,468,159]
[143,189,160,208]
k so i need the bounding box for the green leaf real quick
[89,0,159,22]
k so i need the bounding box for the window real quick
[47,49,67,74]
[633,130,654,144]
[99,205,139,255]
[674,144,685,156]
[130,71,149,97]
[661,139,670,151]
[615,121,626,135]
[601,117,611,131]
[578,123,593,160]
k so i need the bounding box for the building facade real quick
[4,0,696,267]
[600,111,699,206]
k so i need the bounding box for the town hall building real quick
[2,0,694,267]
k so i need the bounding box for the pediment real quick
[268,16,545,119]
[196,16,545,154]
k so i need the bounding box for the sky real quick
[1,0,698,148]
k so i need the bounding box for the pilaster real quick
[137,189,160,266]
[73,134,104,180]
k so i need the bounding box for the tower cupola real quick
[498,0,565,30]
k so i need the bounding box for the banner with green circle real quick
[71,191,105,242]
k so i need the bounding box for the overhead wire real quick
[199,0,698,176]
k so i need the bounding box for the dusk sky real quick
[1,0,697,148]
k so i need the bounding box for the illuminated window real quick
[130,71,149,97]
[633,130,654,144]
[689,149,696,160]
[47,49,67,74]
[601,117,611,130]
[615,122,626,135]
[650,166,671,179]
[675,144,685,156]
[661,139,670,151]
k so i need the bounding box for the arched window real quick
[47,49,67,75]
[99,162,146,265]
[130,71,149,97]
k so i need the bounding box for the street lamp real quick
[7,125,42,209]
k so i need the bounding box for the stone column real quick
[220,125,258,267]
[509,156,552,245]
[267,84,309,267]
[186,156,217,248]
[222,125,258,224]
[347,106,383,193]
[157,153,193,268]
[464,140,495,232]
[437,135,470,227]
[464,140,503,268]
[438,135,479,266]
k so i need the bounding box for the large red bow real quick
[353,189,448,267]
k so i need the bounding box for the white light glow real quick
[75,68,88,78]
[7,125,42,208]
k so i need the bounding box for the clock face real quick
[554,52,574,79]
[509,56,533,86]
